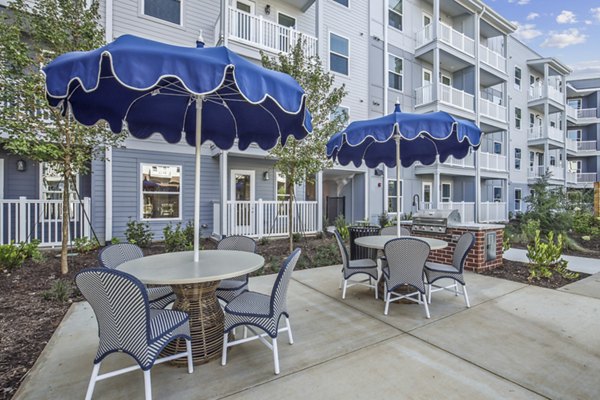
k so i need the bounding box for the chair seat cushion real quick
[425,262,459,273]
[349,259,377,269]
[225,291,271,317]
[149,309,189,340]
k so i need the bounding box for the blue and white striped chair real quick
[75,268,193,400]
[333,230,378,300]
[98,243,176,309]
[216,235,257,303]
[380,225,411,236]
[383,238,431,318]
[221,248,301,375]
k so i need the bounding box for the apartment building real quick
[1,0,596,246]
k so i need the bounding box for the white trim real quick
[386,177,403,213]
[140,163,182,221]
[422,67,432,86]
[140,0,184,27]
[421,181,432,204]
[422,11,432,27]
[388,0,403,31]
[39,163,79,201]
[440,181,452,203]
[493,140,502,155]
[235,0,255,13]
[230,169,256,201]
[105,0,114,42]
[276,11,296,28]
[0,158,4,199]
[514,66,522,91]
[388,52,404,92]
[328,31,350,76]
[124,136,213,156]
[493,185,502,202]
[514,188,522,211]
[440,73,452,86]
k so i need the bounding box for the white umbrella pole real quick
[395,134,401,237]
[194,95,204,262]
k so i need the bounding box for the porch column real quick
[474,10,481,223]
[316,171,323,232]
[543,64,550,171]
[220,150,228,238]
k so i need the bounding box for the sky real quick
[488,0,600,76]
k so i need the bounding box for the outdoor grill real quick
[411,209,461,234]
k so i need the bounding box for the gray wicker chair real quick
[76,268,193,400]
[382,238,431,318]
[98,243,176,309]
[380,225,411,236]
[216,235,257,303]
[333,230,378,300]
[425,232,475,308]
[221,248,301,375]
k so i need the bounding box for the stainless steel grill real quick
[411,209,461,234]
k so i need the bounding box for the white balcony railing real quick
[415,153,474,169]
[578,140,597,151]
[567,171,577,183]
[479,202,507,222]
[577,108,598,119]
[528,84,563,103]
[227,7,318,57]
[566,105,578,120]
[213,200,318,238]
[479,98,507,122]
[566,139,577,152]
[548,85,563,103]
[480,152,507,172]
[439,201,475,223]
[415,23,474,57]
[527,126,564,143]
[415,84,434,106]
[529,166,564,180]
[439,83,475,111]
[528,85,543,101]
[577,173,598,183]
[0,197,91,246]
[479,44,506,73]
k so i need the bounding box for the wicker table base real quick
[162,281,225,365]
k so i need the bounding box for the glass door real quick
[422,182,432,209]
[234,0,255,42]
[230,170,255,232]
[422,68,432,103]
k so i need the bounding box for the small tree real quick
[0,0,125,274]
[261,40,347,251]
[523,172,571,234]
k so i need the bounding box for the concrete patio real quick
[14,265,600,400]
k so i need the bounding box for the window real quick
[514,66,521,90]
[141,164,181,220]
[441,74,452,86]
[568,99,582,109]
[529,75,535,87]
[143,0,182,25]
[305,179,316,201]
[329,33,349,75]
[331,106,349,122]
[388,0,403,30]
[529,151,535,168]
[514,188,522,211]
[493,186,502,202]
[277,13,295,28]
[529,113,535,128]
[576,160,582,173]
[332,0,349,6]
[387,179,402,213]
[515,148,522,170]
[515,107,522,129]
[423,12,431,27]
[276,172,291,202]
[388,54,403,91]
[493,141,502,155]
[550,156,556,166]
[441,182,451,203]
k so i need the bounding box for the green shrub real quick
[502,230,511,252]
[314,243,341,267]
[19,240,44,263]
[521,219,541,243]
[523,173,572,234]
[0,242,27,270]
[572,211,600,236]
[527,230,578,281]
[334,215,349,241]
[42,280,72,302]
[125,219,154,248]
[163,221,196,252]
[110,237,121,245]
[258,236,269,245]
[73,237,100,253]
[292,232,302,242]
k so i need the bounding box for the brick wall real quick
[414,227,504,273]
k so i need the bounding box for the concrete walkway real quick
[504,247,600,274]
[14,266,600,400]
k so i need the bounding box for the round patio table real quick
[118,250,264,365]
[354,235,448,251]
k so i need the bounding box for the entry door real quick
[423,12,432,27]
[422,68,433,103]
[234,0,255,42]
[422,182,432,209]
[230,170,255,233]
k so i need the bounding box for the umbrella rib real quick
[211,92,239,137]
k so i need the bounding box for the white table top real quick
[354,235,448,251]
[118,250,265,285]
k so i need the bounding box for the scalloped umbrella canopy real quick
[326,103,482,236]
[43,34,313,261]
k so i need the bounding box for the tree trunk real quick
[60,167,70,274]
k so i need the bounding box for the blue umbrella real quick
[43,34,312,261]
[326,103,482,236]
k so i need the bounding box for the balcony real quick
[479,152,507,172]
[415,23,475,57]
[415,84,474,112]
[479,45,506,74]
[438,202,475,223]
[528,84,564,104]
[479,202,507,222]
[225,7,318,57]
[527,126,564,143]
[566,106,578,120]
[529,165,564,180]
[479,98,507,123]
[578,173,598,183]
[577,140,598,152]
[566,139,577,152]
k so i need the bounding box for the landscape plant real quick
[523,173,571,235]
[163,221,195,252]
[0,0,126,274]
[261,39,347,251]
[0,240,43,270]
[73,237,100,253]
[526,230,578,281]
[334,214,349,241]
[125,219,154,248]
[42,279,72,302]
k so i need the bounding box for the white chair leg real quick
[423,295,431,319]
[143,370,152,400]
[339,274,343,289]
[285,317,294,345]
[186,339,194,373]
[342,279,348,299]
[384,292,390,315]
[463,284,471,308]
[272,337,280,375]
[221,333,229,366]
[374,279,378,300]
[454,283,459,296]
[428,284,432,304]
[85,363,101,400]
[243,326,248,339]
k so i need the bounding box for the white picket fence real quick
[213,200,318,238]
[0,197,91,246]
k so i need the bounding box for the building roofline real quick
[456,0,516,34]
[527,58,572,75]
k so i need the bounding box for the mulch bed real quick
[480,259,590,289]
[1,233,592,399]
